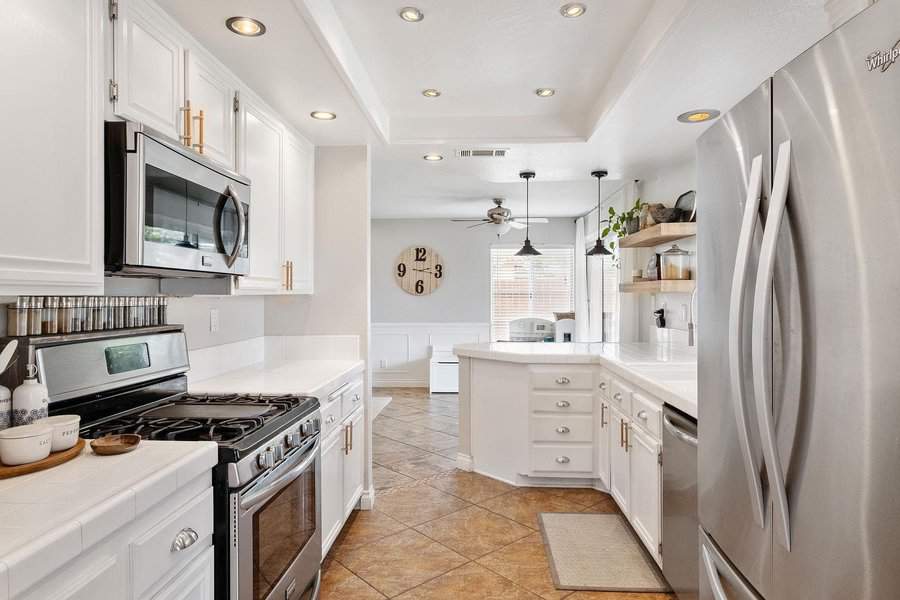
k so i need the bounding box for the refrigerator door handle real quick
[701,545,730,600]
[752,139,793,551]
[728,153,766,527]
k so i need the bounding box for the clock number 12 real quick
[415,247,427,262]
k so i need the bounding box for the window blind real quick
[490,246,575,341]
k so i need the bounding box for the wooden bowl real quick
[90,434,141,455]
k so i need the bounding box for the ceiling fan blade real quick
[516,217,549,224]
[507,221,527,230]
[466,222,491,229]
[451,218,489,222]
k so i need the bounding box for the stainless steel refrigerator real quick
[697,2,900,599]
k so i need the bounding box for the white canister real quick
[36,415,80,452]
[12,365,49,427]
[0,423,52,465]
[0,385,11,431]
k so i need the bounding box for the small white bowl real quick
[0,423,53,466]
[36,415,81,452]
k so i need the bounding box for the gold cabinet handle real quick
[344,424,350,455]
[192,109,205,154]
[600,403,607,428]
[619,419,624,447]
[350,422,353,451]
[282,262,288,289]
[179,100,192,146]
[288,260,294,290]
[624,422,631,453]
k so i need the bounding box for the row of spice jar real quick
[6,296,169,337]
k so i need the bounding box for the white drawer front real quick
[321,396,342,435]
[631,391,662,439]
[531,391,594,414]
[609,377,633,413]
[531,415,594,443]
[341,379,364,416]
[529,367,594,391]
[530,445,594,473]
[131,488,213,598]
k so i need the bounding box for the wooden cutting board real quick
[0,438,86,479]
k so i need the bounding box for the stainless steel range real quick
[3,326,322,600]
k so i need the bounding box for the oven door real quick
[231,436,321,600]
[126,130,250,276]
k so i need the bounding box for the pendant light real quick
[516,171,542,256]
[586,169,613,256]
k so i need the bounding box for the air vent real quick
[455,148,509,158]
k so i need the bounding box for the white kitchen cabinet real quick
[150,546,214,600]
[320,424,345,555]
[281,133,316,294]
[184,50,237,169]
[596,400,612,488]
[628,424,662,564]
[0,0,105,296]
[609,406,631,515]
[342,410,365,517]
[112,0,185,140]
[234,96,284,293]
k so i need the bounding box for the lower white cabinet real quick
[608,406,631,514]
[596,400,612,488]
[320,423,345,553]
[628,424,662,564]
[343,409,366,517]
[151,546,214,600]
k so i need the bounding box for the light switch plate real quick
[209,308,220,333]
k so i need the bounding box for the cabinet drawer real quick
[609,377,633,413]
[341,379,364,416]
[531,391,594,414]
[530,445,594,473]
[131,488,213,598]
[631,392,662,439]
[530,367,594,391]
[531,415,594,443]
[321,397,342,435]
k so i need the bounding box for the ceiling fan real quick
[451,198,548,236]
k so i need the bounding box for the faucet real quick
[687,285,698,347]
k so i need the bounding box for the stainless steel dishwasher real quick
[662,404,698,600]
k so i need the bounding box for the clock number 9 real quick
[415,280,424,294]
[434,264,443,279]
[397,263,406,278]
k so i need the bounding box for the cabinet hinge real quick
[658,450,663,466]
[233,91,240,113]
[108,0,118,20]
[108,79,119,103]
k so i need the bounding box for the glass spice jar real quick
[28,297,44,336]
[661,244,692,280]
[42,296,59,335]
[7,297,29,336]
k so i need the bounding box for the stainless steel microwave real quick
[105,121,250,277]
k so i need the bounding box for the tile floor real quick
[321,387,675,600]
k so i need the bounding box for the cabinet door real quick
[342,409,365,517]
[321,426,345,555]
[114,0,184,140]
[628,425,662,565]
[608,407,631,515]
[185,50,237,169]
[282,134,315,294]
[235,97,284,293]
[151,546,214,600]
[0,0,104,296]
[596,400,611,488]
[20,553,125,600]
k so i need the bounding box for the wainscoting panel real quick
[371,323,490,387]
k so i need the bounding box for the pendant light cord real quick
[525,177,530,241]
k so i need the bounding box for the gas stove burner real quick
[85,415,268,443]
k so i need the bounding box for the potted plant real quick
[602,198,646,250]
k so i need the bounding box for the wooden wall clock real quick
[394,246,444,295]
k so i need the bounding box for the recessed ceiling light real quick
[225,16,266,37]
[423,154,443,161]
[310,111,337,121]
[422,89,441,98]
[560,3,587,18]
[398,7,424,22]
[535,88,556,97]
[677,109,721,123]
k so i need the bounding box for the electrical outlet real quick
[209,308,220,333]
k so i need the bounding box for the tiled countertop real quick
[0,441,217,600]
[454,342,697,418]
[189,358,365,396]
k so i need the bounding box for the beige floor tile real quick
[580,496,621,514]
[566,593,675,600]
[320,560,386,600]
[373,435,432,465]
[330,509,407,553]
[395,563,542,600]
[389,454,459,480]
[404,430,460,452]
[407,414,459,435]
[336,529,467,597]
[436,447,461,459]
[373,464,417,491]
[426,471,516,504]
[375,481,471,526]
[373,418,429,440]
[540,488,615,508]
[477,533,573,600]
[380,404,429,420]
[479,489,586,530]
[415,505,533,559]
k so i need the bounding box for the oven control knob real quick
[257,448,275,470]
[272,445,285,462]
[300,421,314,436]
[286,432,302,448]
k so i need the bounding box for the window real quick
[587,251,620,342]
[490,246,575,341]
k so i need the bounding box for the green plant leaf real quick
[601,227,610,238]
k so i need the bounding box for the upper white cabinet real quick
[113,0,184,140]
[0,0,105,296]
[282,134,315,294]
[185,50,238,169]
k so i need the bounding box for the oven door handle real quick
[240,438,319,511]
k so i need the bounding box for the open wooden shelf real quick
[619,280,696,294]
[617,222,697,248]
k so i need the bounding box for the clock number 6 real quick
[415,280,424,294]
[397,263,407,278]
[434,264,443,278]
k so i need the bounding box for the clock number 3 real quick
[434,264,443,278]
[397,263,407,278]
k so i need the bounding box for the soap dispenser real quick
[12,364,49,426]
[654,308,666,329]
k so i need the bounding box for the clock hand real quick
[412,268,433,273]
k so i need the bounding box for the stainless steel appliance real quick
[16,327,322,600]
[662,404,698,600]
[697,2,900,598]
[105,121,250,277]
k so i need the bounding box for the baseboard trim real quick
[455,453,474,472]
[372,378,427,388]
[358,486,376,510]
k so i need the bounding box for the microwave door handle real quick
[224,184,246,268]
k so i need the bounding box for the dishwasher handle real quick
[663,413,698,447]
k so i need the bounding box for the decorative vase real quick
[626,217,640,235]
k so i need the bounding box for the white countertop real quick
[0,440,217,598]
[189,358,365,396]
[454,342,697,418]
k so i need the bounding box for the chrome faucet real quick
[687,286,698,347]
